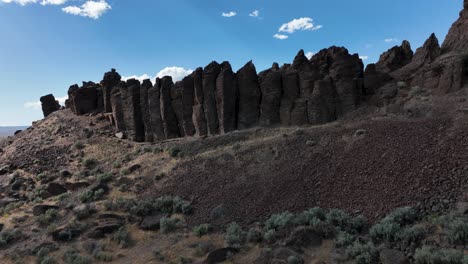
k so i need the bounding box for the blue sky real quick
[0,0,461,126]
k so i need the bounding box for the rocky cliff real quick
[41,1,468,142]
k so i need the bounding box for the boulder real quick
[216,61,238,134]
[236,61,261,129]
[43,182,67,198]
[51,227,81,242]
[376,40,414,73]
[148,80,166,141]
[181,75,196,136]
[69,82,101,115]
[203,61,221,135]
[259,64,282,126]
[40,94,60,117]
[140,79,153,142]
[101,68,122,113]
[139,212,168,231]
[32,205,59,216]
[285,227,322,250]
[87,214,125,238]
[160,77,181,139]
[204,248,239,264]
[192,68,208,136]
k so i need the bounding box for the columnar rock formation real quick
[44,1,468,142]
[40,94,61,117]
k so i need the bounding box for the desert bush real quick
[37,209,58,226]
[414,246,467,264]
[112,227,131,248]
[447,218,468,245]
[225,222,246,247]
[73,204,96,220]
[155,196,192,215]
[0,229,21,247]
[78,188,105,203]
[40,256,57,264]
[74,142,85,150]
[82,158,98,170]
[168,147,181,158]
[346,241,379,264]
[264,211,295,232]
[382,207,417,226]
[94,252,112,262]
[193,224,211,237]
[396,225,426,248]
[160,217,179,234]
[370,207,420,244]
[97,173,113,183]
[335,231,355,248]
[263,230,277,243]
[369,221,401,243]
[296,207,326,225]
[62,248,92,264]
[397,81,407,89]
[287,255,302,264]
[326,209,367,234]
[247,228,263,243]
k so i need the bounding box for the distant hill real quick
[0,126,28,137]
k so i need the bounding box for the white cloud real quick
[1,0,38,5]
[122,67,193,85]
[249,10,259,17]
[384,38,398,43]
[121,74,152,83]
[279,17,322,34]
[40,0,66,5]
[305,51,315,59]
[156,67,193,82]
[273,34,288,40]
[222,11,236,17]
[24,95,67,110]
[62,0,111,19]
[359,56,369,60]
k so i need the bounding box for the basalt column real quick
[111,83,126,132]
[160,77,181,139]
[216,61,238,134]
[148,80,166,141]
[101,69,122,113]
[181,75,196,136]
[123,79,145,142]
[236,61,261,129]
[192,68,208,137]
[259,63,282,126]
[140,79,153,142]
[202,62,221,135]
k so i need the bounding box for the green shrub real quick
[263,229,277,243]
[112,227,131,248]
[37,209,58,226]
[160,217,178,234]
[383,207,417,226]
[447,218,468,245]
[40,256,57,264]
[168,147,182,158]
[346,241,379,264]
[264,212,295,232]
[0,229,22,247]
[396,226,426,248]
[369,221,401,243]
[94,252,113,262]
[325,209,366,234]
[193,224,211,237]
[82,158,98,170]
[74,142,85,150]
[97,173,113,182]
[335,232,355,248]
[62,248,92,264]
[414,246,466,264]
[296,207,326,226]
[287,255,302,264]
[225,222,246,247]
[78,188,105,203]
[247,228,263,243]
[155,196,192,215]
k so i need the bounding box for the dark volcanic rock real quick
[172,81,186,137]
[101,68,122,113]
[308,76,339,124]
[43,182,67,198]
[123,79,145,142]
[442,0,468,53]
[192,68,208,136]
[280,64,301,126]
[376,40,413,73]
[69,82,101,115]
[203,61,222,135]
[411,33,441,68]
[33,205,59,216]
[160,77,181,139]
[236,61,261,129]
[216,61,238,134]
[40,94,60,117]
[204,248,239,264]
[181,75,196,136]
[140,79,153,142]
[259,64,282,126]
[139,212,168,231]
[148,80,166,141]
[110,83,127,132]
[364,64,393,96]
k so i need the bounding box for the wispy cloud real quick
[359,55,369,60]
[222,11,237,17]
[40,0,66,5]
[279,17,322,34]
[273,34,288,40]
[249,10,259,17]
[384,38,398,43]
[62,0,111,19]
[122,67,194,84]
[1,0,38,5]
